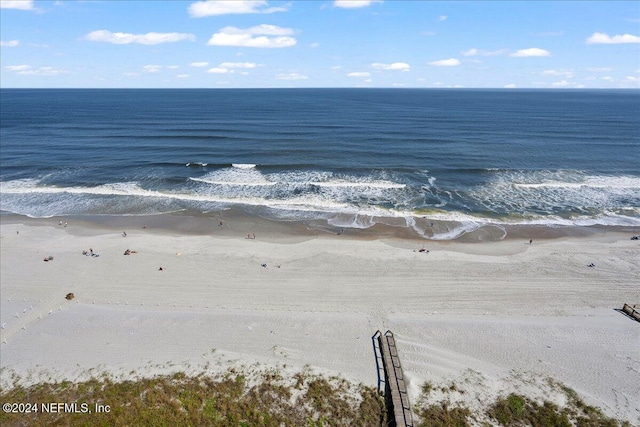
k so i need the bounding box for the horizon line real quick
[1,87,638,90]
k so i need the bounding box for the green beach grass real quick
[0,368,632,427]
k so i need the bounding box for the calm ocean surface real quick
[1,89,639,239]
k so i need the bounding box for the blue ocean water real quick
[1,89,639,238]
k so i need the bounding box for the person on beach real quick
[529,239,533,244]
[122,231,127,237]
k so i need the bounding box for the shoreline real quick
[1,217,639,422]
[1,211,638,244]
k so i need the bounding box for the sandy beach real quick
[1,216,639,423]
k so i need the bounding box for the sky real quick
[1,0,639,89]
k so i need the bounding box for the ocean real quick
[1,88,639,239]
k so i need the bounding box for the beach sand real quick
[1,216,639,423]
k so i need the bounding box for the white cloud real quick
[429,58,460,66]
[144,65,162,73]
[587,67,613,72]
[511,47,551,57]
[586,32,640,45]
[207,25,296,48]
[219,62,257,69]
[5,64,31,71]
[438,15,447,21]
[347,72,371,77]
[188,0,288,17]
[167,65,180,69]
[0,0,34,10]
[462,48,508,57]
[310,42,320,48]
[371,62,410,71]
[85,30,195,45]
[190,62,209,67]
[123,72,140,77]
[542,69,574,78]
[421,31,436,36]
[204,62,258,75]
[551,80,570,87]
[7,65,68,76]
[334,0,381,8]
[331,65,342,70]
[176,74,190,78]
[602,76,614,81]
[276,72,308,80]
[504,84,517,88]
[625,75,640,81]
[0,40,20,47]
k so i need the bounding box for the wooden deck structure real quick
[372,330,413,427]
[621,303,640,322]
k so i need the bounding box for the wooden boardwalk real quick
[621,303,640,322]
[373,330,413,427]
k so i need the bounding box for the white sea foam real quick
[190,177,276,187]
[231,163,256,169]
[327,214,376,229]
[2,168,639,233]
[514,175,640,189]
[310,180,405,189]
[470,171,640,218]
[0,178,41,190]
[192,167,274,187]
[429,222,482,240]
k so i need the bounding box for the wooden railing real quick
[621,303,640,322]
[373,330,414,427]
